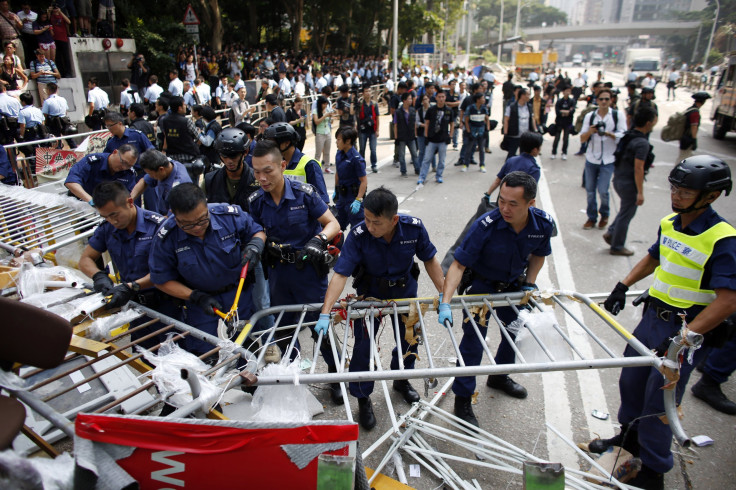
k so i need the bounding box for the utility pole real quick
[703,0,720,67]
[393,0,398,82]
[466,1,471,59]
[514,0,521,37]
[497,0,504,62]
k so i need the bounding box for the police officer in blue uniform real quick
[318,186,445,430]
[79,182,179,348]
[148,183,266,355]
[596,156,736,490]
[0,143,17,185]
[248,139,343,401]
[333,126,367,231]
[131,149,192,215]
[64,145,140,203]
[103,112,154,155]
[440,171,555,427]
[264,122,330,204]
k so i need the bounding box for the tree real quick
[196,0,224,51]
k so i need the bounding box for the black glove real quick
[105,283,135,310]
[92,271,114,295]
[189,289,223,316]
[604,282,629,315]
[653,336,674,357]
[241,236,265,267]
[691,138,697,151]
[303,235,327,263]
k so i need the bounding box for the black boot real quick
[691,373,736,415]
[392,379,420,404]
[327,367,345,406]
[453,396,479,428]
[486,374,528,399]
[358,397,376,430]
[628,464,664,490]
[587,424,639,456]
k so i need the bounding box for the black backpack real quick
[614,130,655,176]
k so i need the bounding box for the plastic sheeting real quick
[252,360,313,423]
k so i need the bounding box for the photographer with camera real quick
[358,84,380,173]
[579,88,625,230]
[126,52,148,99]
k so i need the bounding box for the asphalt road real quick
[296,71,736,489]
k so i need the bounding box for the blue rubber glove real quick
[350,199,361,214]
[521,282,538,292]
[438,302,452,328]
[315,313,330,335]
[88,199,95,207]
[332,190,337,202]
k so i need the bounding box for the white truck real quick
[624,48,662,86]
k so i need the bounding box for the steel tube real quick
[528,297,587,360]
[552,296,616,357]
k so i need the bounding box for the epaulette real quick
[143,210,165,224]
[210,204,241,215]
[400,215,423,227]
[248,190,263,204]
[298,182,315,195]
[156,217,177,240]
[531,207,555,225]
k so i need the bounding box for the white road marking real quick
[536,167,616,466]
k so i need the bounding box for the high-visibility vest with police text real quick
[284,154,322,183]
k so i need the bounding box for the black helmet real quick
[692,91,711,102]
[215,128,249,155]
[641,86,654,94]
[264,121,299,144]
[669,155,732,196]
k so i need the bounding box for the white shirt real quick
[19,105,44,126]
[183,89,197,108]
[483,72,495,84]
[627,71,638,82]
[233,79,245,92]
[581,108,625,165]
[42,93,68,116]
[143,83,163,104]
[196,83,211,104]
[278,77,291,96]
[17,9,36,34]
[573,76,585,88]
[120,89,141,108]
[643,77,657,89]
[668,72,680,82]
[528,71,539,82]
[294,81,306,96]
[87,86,109,111]
[168,77,183,96]
[385,79,394,92]
[316,77,327,90]
[184,63,196,82]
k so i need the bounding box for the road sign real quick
[182,4,200,25]
[411,44,435,54]
[185,24,198,34]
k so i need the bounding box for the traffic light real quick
[613,51,618,58]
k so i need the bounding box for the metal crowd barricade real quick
[222,289,698,487]
[0,184,102,255]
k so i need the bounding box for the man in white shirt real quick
[120,79,141,115]
[168,70,183,97]
[194,78,211,106]
[86,77,109,130]
[642,73,657,89]
[316,71,327,91]
[143,75,164,108]
[278,70,291,96]
[579,88,626,230]
[233,72,245,92]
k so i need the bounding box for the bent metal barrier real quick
[3,289,699,488]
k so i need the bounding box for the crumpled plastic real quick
[139,340,221,410]
[88,308,143,340]
[512,310,573,364]
[0,449,74,490]
[251,360,312,423]
[16,263,89,298]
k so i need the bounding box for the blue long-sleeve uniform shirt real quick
[65,153,138,195]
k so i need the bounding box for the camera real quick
[594,121,606,136]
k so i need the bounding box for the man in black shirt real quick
[417,92,453,185]
[502,73,515,109]
[603,106,656,256]
[336,85,356,129]
[550,86,575,160]
[265,94,286,123]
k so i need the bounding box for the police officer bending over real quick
[595,156,736,490]
[148,183,266,355]
[248,140,343,402]
[131,149,191,215]
[79,182,179,348]
[440,171,555,428]
[317,187,445,430]
[65,144,140,203]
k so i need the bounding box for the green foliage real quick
[482,50,498,64]
[121,17,190,79]
[707,48,724,65]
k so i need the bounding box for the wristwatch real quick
[129,281,141,292]
[317,233,328,244]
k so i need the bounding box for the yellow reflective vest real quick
[649,213,736,309]
[284,154,322,183]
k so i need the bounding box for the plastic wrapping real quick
[251,360,312,423]
[140,340,221,410]
[16,264,89,299]
[0,450,74,490]
[88,308,144,340]
[54,240,86,269]
[512,310,573,363]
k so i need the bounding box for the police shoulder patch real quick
[298,182,315,195]
[401,215,422,227]
[531,207,554,224]
[352,224,365,237]
[145,211,166,224]
[211,204,240,215]
[87,154,100,164]
[156,218,176,240]
[247,190,263,204]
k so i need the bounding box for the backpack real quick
[661,108,695,142]
[614,130,655,175]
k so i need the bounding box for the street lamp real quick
[703,0,719,68]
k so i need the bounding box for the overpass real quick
[523,21,701,41]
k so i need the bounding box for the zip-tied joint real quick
[658,316,704,389]
[464,303,491,327]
